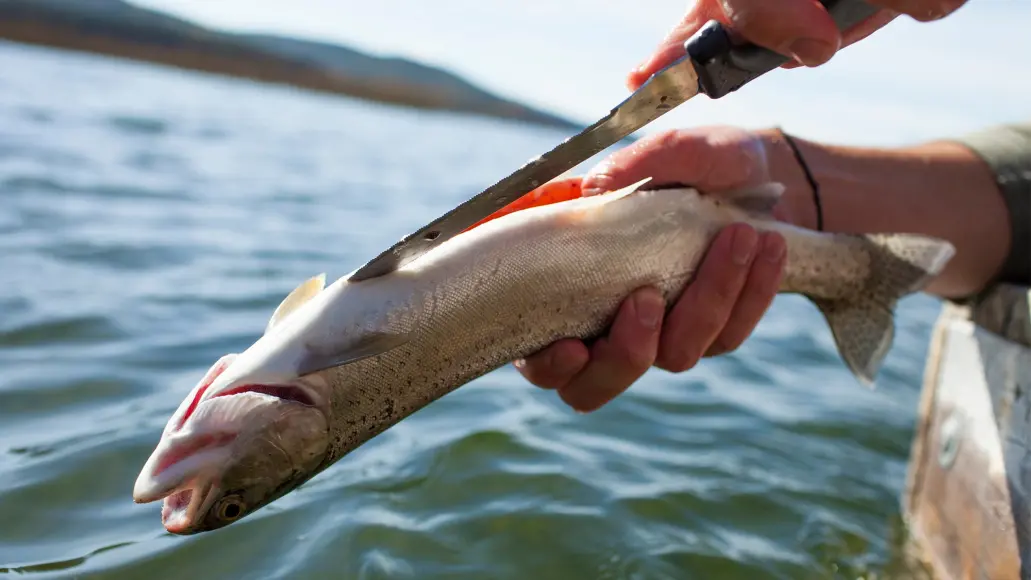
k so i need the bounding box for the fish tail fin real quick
[812,233,955,387]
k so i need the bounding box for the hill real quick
[0,0,581,130]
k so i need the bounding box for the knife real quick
[348,0,879,282]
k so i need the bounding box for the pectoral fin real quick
[296,331,409,376]
[266,273,326,334]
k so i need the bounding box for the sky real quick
[132,0,1029,146]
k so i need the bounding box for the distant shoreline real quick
[0,2,582,132]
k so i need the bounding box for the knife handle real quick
[684,0,880,99]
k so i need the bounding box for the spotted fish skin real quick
[133,177,955,535]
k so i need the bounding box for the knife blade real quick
[348,0,879,282]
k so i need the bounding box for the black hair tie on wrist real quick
[779,129,823,232]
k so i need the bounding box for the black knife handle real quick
[684,0,880,99]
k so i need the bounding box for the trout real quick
[133,177,954,534]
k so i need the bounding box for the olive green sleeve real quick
[954,121,1031,287]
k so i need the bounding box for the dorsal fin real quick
[606,177,653,200]
[563,177,653,212]
[718,182,784,218]
[265,273,326,334]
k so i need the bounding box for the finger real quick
[582,126,771,197]
[625,1,719,91]
[780,8,899,70]
[557,287,665,413]
[655,224,758,372]
[867,0,967,22]
[705,232,786,357]
[514,339,589,390]
[627,0,842,90]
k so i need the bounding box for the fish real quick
[132,175,955,534]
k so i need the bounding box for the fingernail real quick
[762,233,786,263]
[513,358,526,369]
[787,38,834,67]
[731,226,759,266]
[634,290,664,330]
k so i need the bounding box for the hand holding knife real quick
[349,0,879,283]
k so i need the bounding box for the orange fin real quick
[463,176,584,233]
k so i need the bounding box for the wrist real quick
[755,126,1010,298]
[756,128,825,230]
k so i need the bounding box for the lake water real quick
[0,40,940,579]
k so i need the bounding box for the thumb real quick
[626,0,843,91]
[582,126,771,197]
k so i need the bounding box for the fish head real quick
[133,274,341,534]
[133,273,410,534]
[132,347,331,534]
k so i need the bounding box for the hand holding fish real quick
[515,126,799,413]
[519,121,1013,413]
[140,117,1012,533]
[627,0,970,89]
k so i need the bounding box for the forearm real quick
[759,128,1024,300]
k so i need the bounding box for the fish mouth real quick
[132,430,235,525]
[134,389,302,493]
[163,489,195,532]
[135,386,322,531]
[133,437,224,534]
[160,481,220,534]
[134,424,237,496]
[136,386,315,502]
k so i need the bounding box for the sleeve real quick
[954,121,1031,287]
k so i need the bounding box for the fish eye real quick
[216,495,246,521]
